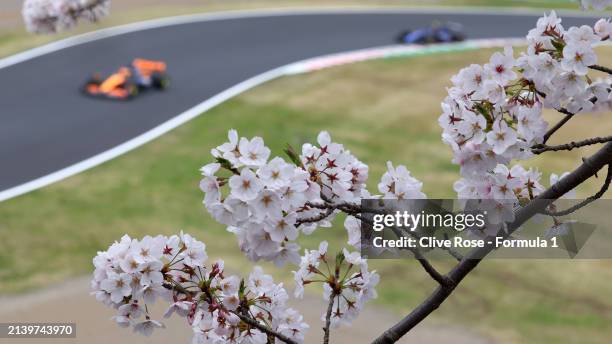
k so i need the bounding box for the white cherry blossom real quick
[93,234,308,343]
[23,0,110,34]
[238,137,271,168]
[561,42,597,75]
[229,168,263,201]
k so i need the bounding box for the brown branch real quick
[533,136,612,154]
[542,96,598,145]
[372,142,612,344]
[542,110,574,144]
[323,252,344,344]
[296,207,335,227]
[391,222,463,262]
[304,201,380,215]
[413,250,455,288]
[163,281,195,297]
[590,64,612,75]
[308,200,463,262]
[162,283,297,344]
[235,312,298,344]
[541,164,612,217]
[323,293,336,344]
[385,224,451,286]
[295,201,357,226]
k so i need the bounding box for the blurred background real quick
[1,1,611,343]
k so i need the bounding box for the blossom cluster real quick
[200,130,425,265]
[90,4,612,342]
[92,234,308,343]
[197,131,422,327]
[440,12,611,227]
[22,0,110,34]
[293,242,379,327]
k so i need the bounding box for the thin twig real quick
[541,164,612,217]
[162,283,297,344]
[372,142,612,344]
[323,293,336,344]
[392,222,464,262]
[384,224,451,286]
[301,200,464,262]
[590,64,612,75]
[533,136,612,154]
[542,110,574,144]
[412,250,454,288]
[296,207,335,227]
[235,312,299,344]
[163,281,194,297]
[542,96,597,145]
[296,201,364,227]
[323,252,342,344]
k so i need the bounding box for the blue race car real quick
[396,22,466,44]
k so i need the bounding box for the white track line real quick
[0,39,522,202]
[0,65,287,202]
[0,8,603,202]
[283,38,528,75]
[0,7,600,70]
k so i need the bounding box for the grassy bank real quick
[1,46,612,342]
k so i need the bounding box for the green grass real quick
[1,47,612,342]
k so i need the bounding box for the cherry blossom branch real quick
[589,64,612,75]
[542,110,576,144]
[235,312,299,344]
[376,217,452,284]
[303,201,382,215]
[323,292,336,344]
[542,97,603,145]
[386,220,464,262]
[542,94,598,145]
[323,245,343,344]
[536,73,603,144]
[541,163,612,217]
[296,207,335,227]
[66,1,107,21]
[295,200,374,227]
[23,0,110,33]
[302,203,452,320]
[161,283,298,344]
[412,250,454,288]
[162,282,194,297]
[533,135,612,154]
[302,199,464,263]
[373,142,612,344]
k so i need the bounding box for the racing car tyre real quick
[127,83,139,98]
[395,30,410,43]
[81,76,101,95]
[453,32,466,42]
[152,73,170,90]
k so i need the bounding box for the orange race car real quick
[82,58,169,100]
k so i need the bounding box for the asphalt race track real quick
[0,9,600,195]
